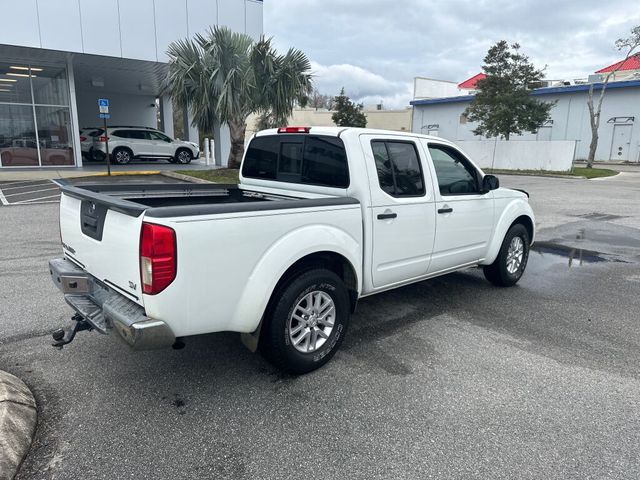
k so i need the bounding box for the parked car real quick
[49,127,535,373]
[90,126,199,164]
[79,127,102,158]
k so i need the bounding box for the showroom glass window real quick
[0,63,73,167]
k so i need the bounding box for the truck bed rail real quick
[54,180,360,218]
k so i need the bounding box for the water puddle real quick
[531,241,610,268]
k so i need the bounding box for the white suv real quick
[90,126,199,164]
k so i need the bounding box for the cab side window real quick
[428,144,479,195]
[371,140,424,197]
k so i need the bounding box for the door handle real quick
[438,207,453,214]
[377,212,397,220]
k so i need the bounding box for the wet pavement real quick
[0,172,639,479]
[499,169,640,261]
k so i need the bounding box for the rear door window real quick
[371,140,425,197]
[112,130,129,138]
[128,130,149,140]
[149,131,171,142]
[243,135,349,188]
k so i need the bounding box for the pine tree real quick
[464,41,554,140]
[331,88,367,128]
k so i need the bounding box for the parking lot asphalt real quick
[1,172,639,479]
[0,174,189,207]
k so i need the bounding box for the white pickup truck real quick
[49,127,534,373]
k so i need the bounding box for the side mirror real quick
[481,174,499,193]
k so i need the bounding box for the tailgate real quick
[59,192,145,306]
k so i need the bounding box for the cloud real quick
[309,61,413,108]
[265,0,640,104]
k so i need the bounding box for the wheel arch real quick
[512,214,534,246]
[269,251,359,314]
[239,249,359,353]
[232,224,362,350]
[482,200,535,266]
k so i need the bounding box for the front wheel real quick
[483,223,530,287]
[112,147,132,165]
[175,149,192,164]
[260,269,351,374]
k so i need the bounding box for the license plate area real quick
[60,275,90,294]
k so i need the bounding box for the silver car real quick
[90,126,199,164]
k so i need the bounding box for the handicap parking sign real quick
[98,98,109,114]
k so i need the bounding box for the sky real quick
[264,0,640,108]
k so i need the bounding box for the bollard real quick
[204,138,211,165]
[209,139,216,166]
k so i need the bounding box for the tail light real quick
[277,126,310,134]
[80,136,87,142]
[140,222,176,295]
[98,136,108,142]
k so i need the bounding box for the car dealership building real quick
[0,0,263,169]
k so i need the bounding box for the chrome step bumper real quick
[48,257,175,350]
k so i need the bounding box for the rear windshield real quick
[242,134,349,188]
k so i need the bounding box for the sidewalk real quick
[0,371,36,480]
[0,159,214,182]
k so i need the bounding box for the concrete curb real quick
[0,371,36,480]
[86,171,161,177]
[161,171,214,184]
[490,171,586,179]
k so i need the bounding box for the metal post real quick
[103,116,111,176]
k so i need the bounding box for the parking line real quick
[0,180,45,186]
[5,186,59,197]
[1,182,53,191]
[0,187,7,206]
[12,194,61,204]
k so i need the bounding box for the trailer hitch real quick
[52,313,93,349]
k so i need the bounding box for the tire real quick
[483,223,530,287]
[260,269,351,374]
[175,148,192,164]
[112,147,132,165]
[90,148,106,162]
[167,157,177,164]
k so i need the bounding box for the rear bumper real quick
[48,257,175,350]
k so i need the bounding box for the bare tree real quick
[306,88,333,110]
[586,26,640,168]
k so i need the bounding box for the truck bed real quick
[56,181,358,218]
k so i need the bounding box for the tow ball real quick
[51,313,93,349]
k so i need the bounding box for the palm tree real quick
[164,26,312,168]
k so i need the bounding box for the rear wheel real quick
[175,148,192,164]
[260,269,350,374]
[90,148,106,162]
[483,223,530,287]
[112,147,132,165]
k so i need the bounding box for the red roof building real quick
[457,73,486,89]
[595,53,640,73]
